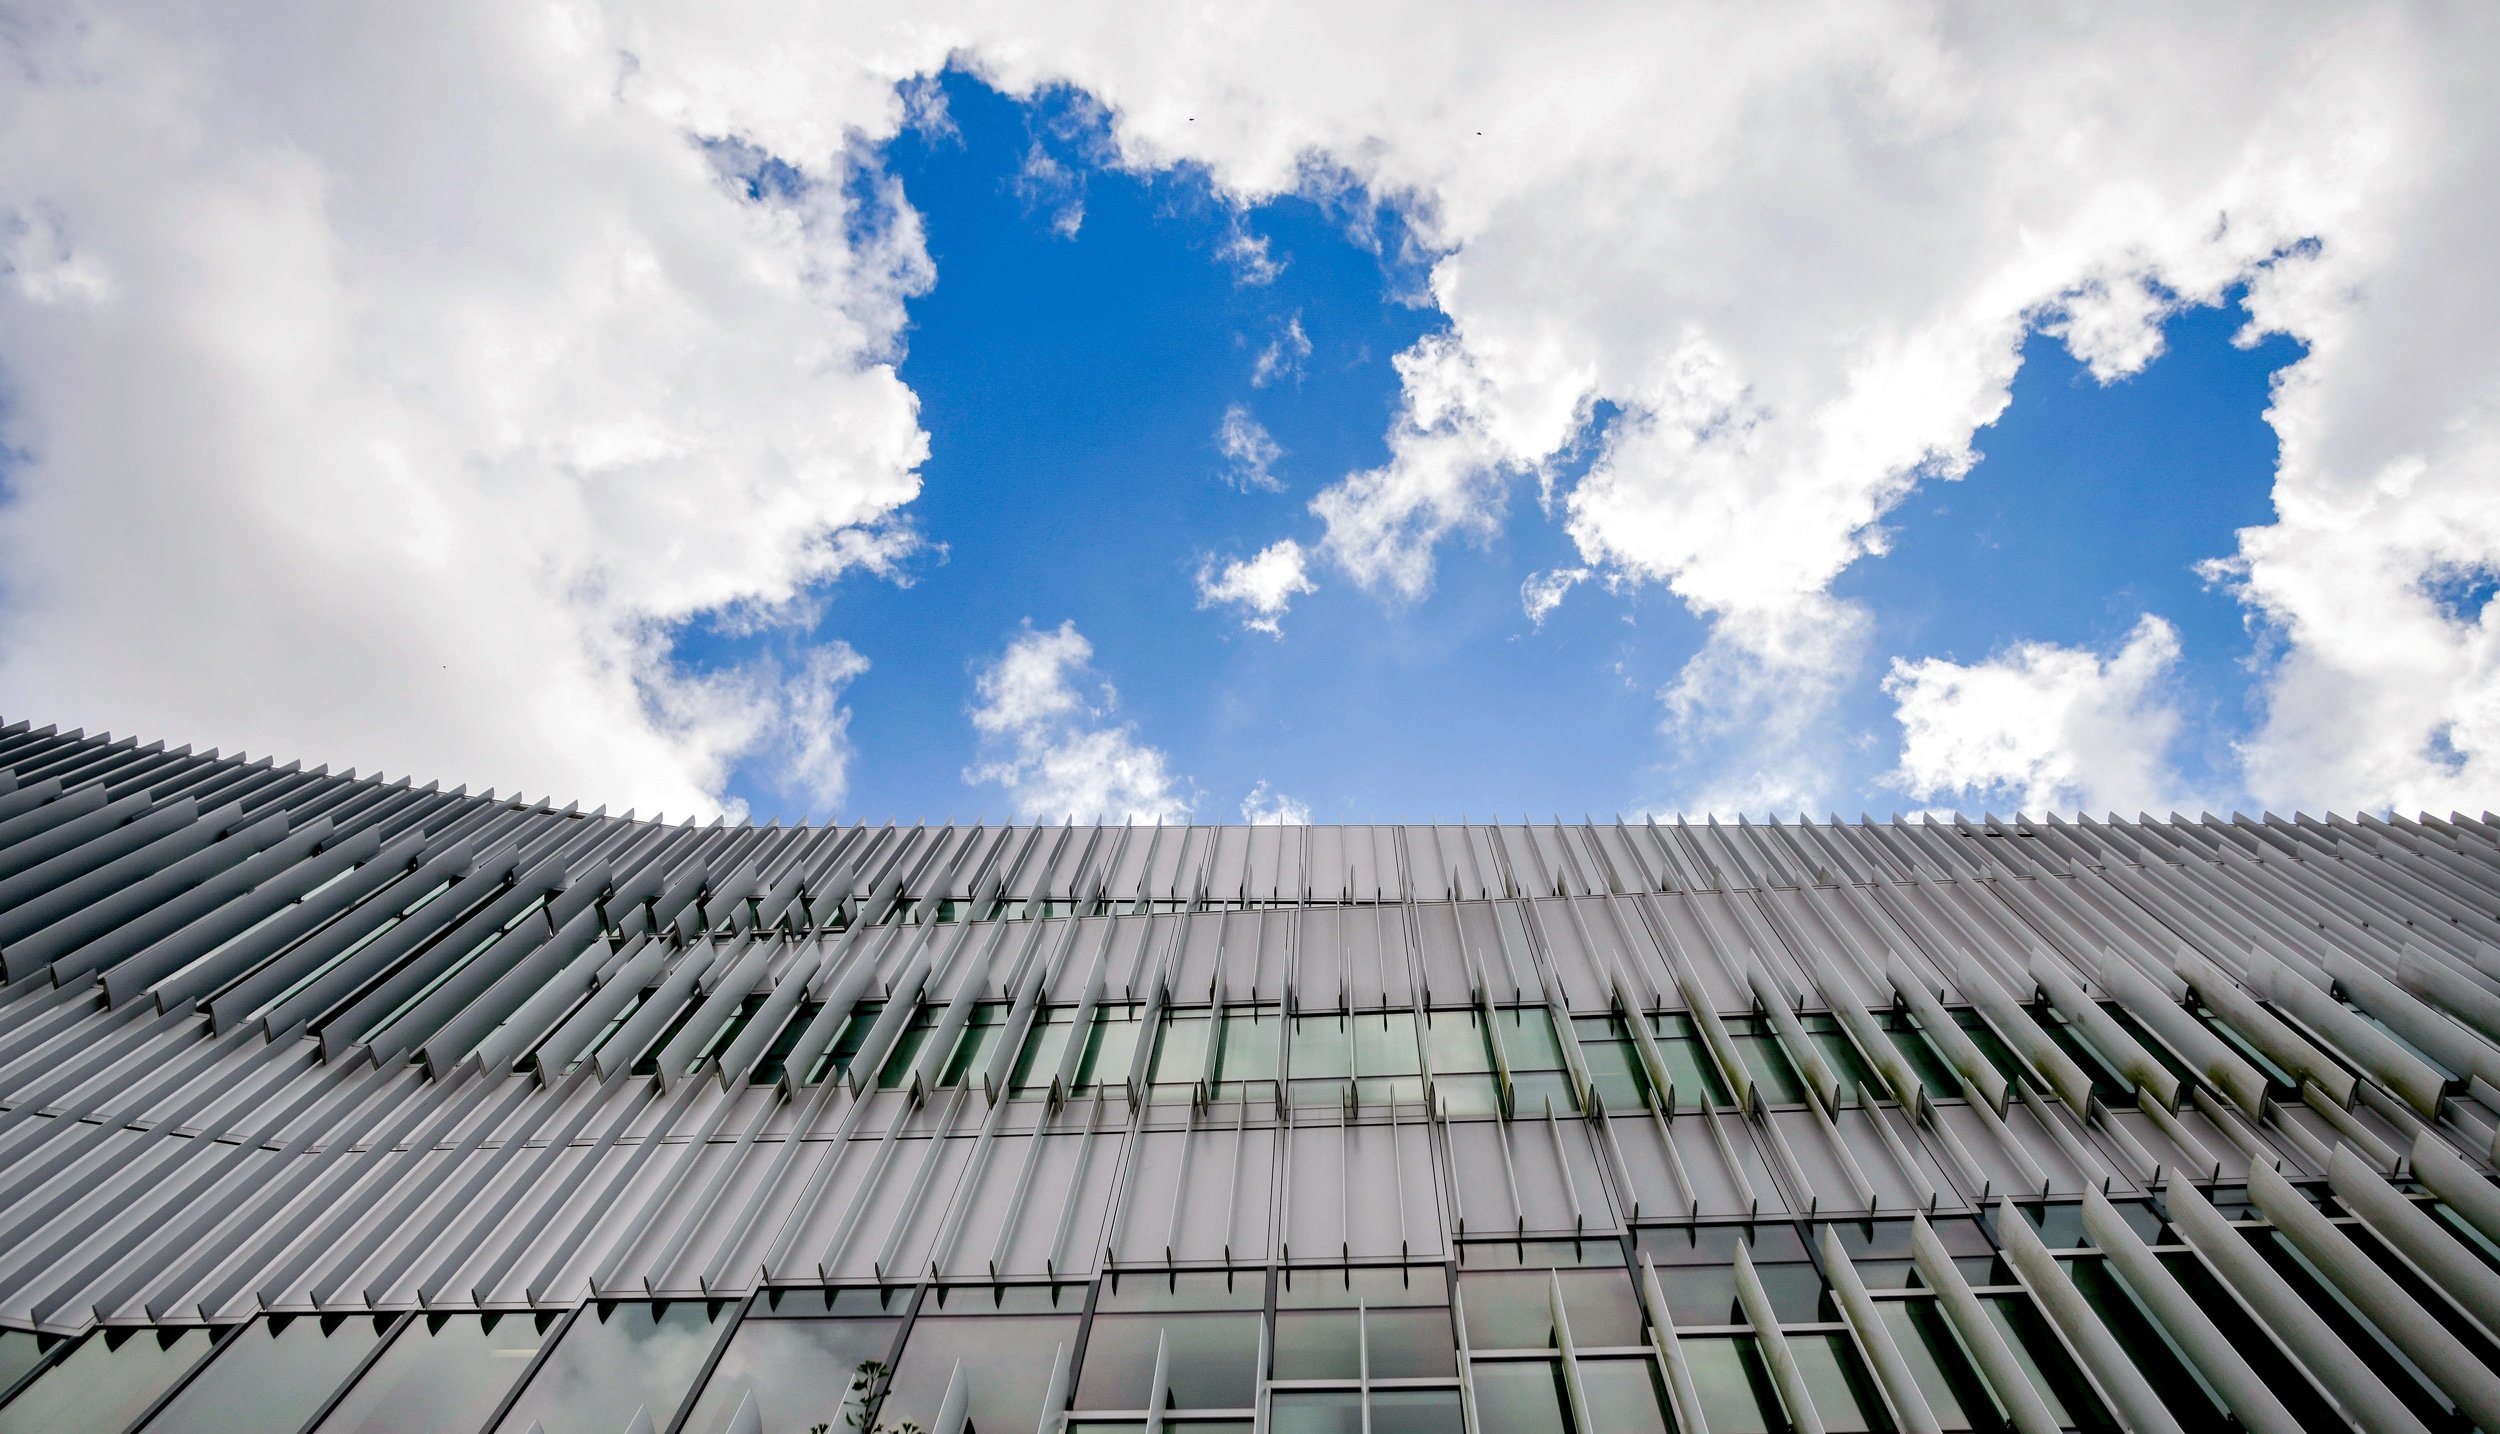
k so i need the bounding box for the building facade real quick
[1,716,2498,1434]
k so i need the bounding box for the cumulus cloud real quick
[1884,616,2189,817]
[1251,315,1310,387]
[16,3,2500,820]
[1216,404,1284,491]
[1197,539,1317,635]
[1241,780,1311,824]
[0,1,935,817]
[965,621,1190,822]
[890,2,2497,816]
[1520,568,1589,625]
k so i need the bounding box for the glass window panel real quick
[1753,1263,1828,1323]
[2065,1255,2227,1426]
[313,1311,555,1434]
[1458,1270,1641,1350]
[1804,1016,1879,1091]
[1461,1238,1629,1271]
[674,1318,897,1434]
[1011,1012,1075,1095]
[2037,1009,2134,1101]
[1877,1301,1981,1432]
[1789,1333,1881,1433]
[1578,1357,1672,1434]
[1493,1008,1567,1072]
[879,1314,1078,1433]
[1581,1038,1652,1111]
[2154,1252,2342,1434]
[1269,1391,1363,1434]
[1150,1013,1211,1090]
[1879,1010,1965,1099]
[1354,1012,1421,1078]
[139,1314,387,1434]
[0,1332,50,1400]
[876,1006,939,1087]
[1277,1266,1449,1309]
[1680,1336,1778,1434]
[1466,1360,1572,1434]
[804,1001,884,1086]
[1097,1271,1263,1312]
[0,1327,215,1434]
[1981,1296,2091,1428]
[1214,1011,1279,1087]
[1292,1015,1353,1081]
[1366,1387,1466,1434]
[1364,1309,1458,1379]
[1074,1008,1143,1092]
[1432,1072,1503,1117]
[1728,1027,1805,1105]
[491,1301,727,1434]
[939,1004,1008,1087]
[1645,1015,1733,1109]
[751,1287,913,1318]
[1510,1069,1579,1115]
[1272,1312,1362,1381]
[1074,1313,1261,1411]
[918,1283,1088,1315]
[1424,1009,1493,1075]
[748,1001,823,1086]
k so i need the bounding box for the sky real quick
[3,4,2497,827]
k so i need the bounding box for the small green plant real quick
[838,1360,925,1434]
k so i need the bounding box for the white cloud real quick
[0,1,936,817]
[1219,227,1282,285]
[15,5,2500,819]
[1884,615,2189,817]
[774,642,873,814]
[1251,314,1310,387]
[1216,404,1284,492]
[901,2,2498,816]
[1241,780,1311,824]
[965,621,1190,822]
[1198,539,1317,635]
[1520,567,1588,625]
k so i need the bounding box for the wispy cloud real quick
[1252,315,1310,387]
[1241,780,1311,824]
[1219,227,1283,285]
[1216,404,1284,491]
[1521,568,1589,625]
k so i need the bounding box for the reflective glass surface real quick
[1458,1269,1642,1349]
[0,1326,213,1434]
[139,1314,388,1434]
[1578,1356,1672,1434]
[1789,1333,1881,1433]
[492,1301,726,1434]
[1271,1311,1362,1381]
[1269,1389,1363,1434]
[1466,1360,1571,1434]
[675,1317,897,1434]
[879,1314,1078,1431]
[0,1333,50,1400]
[1680,1336,1778,1434]
[1366,1388,1466,1434]
[1073,1312,1260,1410]
[314,1311,555,1434]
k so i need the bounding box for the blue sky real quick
[697,73,2299,826]
[9,9,2491,827]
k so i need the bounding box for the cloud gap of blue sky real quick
[680,73,2306,827]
